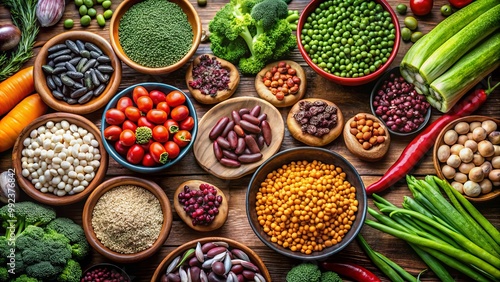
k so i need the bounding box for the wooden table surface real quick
[1,0,499,281]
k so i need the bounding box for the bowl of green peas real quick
[297,0,401,86]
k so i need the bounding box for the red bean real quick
[221,120,235,138]
[213,142,223,161]
[216,136,231,150]
[227,131,238,149]
[222,149,238,160]
[261,120,272,146]
[244,135,260,154]
[207,246,228,258]
[240,120,261,134]
[220,158,241,167]
[242,114,260,125]
[250,105,261,117]
[234,137,246,155]
[238,108,250,116]
[238,153,263,163]
[257,113,267,123]
[209,116,229,140]
[257,135,265,149]
[233,124,245,137]
[231,110,241,125]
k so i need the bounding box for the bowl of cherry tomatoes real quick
[101,83,197,173]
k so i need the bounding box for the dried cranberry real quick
[188,55,231,97]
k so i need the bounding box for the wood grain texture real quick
[0,0,499,281]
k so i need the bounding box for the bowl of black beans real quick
[297,0,401,86]
[370,67,432,136]
[34,31,122,115]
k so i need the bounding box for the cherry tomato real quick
[116,96,134,112]
[122,120,137,132]
[124,106,142,122]
[114,140,130,156]
[132,85,149,104]
[149,90,166,105]
[156,101,170,116]
[152,125,169,143]
[179,116,195,131]
[137,96,154,113]
[138,116,155,130]
[149,142,168,164]
[139,139,153,152]
[105,108,126,125]
[410,0,433,16]
[173,130,191,148]
[164,119,179,134]
[103,125,122,141]
[119,129,136,147]
[164,141,180,159]
[146,109,168,124]
[171,105,190,122]
[142,152,157,167]
[126,144,145,165]
[166,90,186,107]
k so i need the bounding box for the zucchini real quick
[400,0,499,93]
[419,4,500,84]
[428,32,500,113]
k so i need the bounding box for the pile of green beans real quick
[300,0,396,78]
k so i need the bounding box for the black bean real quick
[76,58,88,72]
[79,50,91,59]
[62,85,70,96]
[96,65,114,73]
[65,39,80,54]
[53,54,72,64]
[64,61,77,72]
[60,74,76,87]
[52,66,66,75]
[90,50,101,59]
[66,71,83,79]
[73,82,83,89]
[84,71,93,90]
[47,43,67,53]
[84,42,102,54]
[90,69,100,86]
[52,75,62,87]
[78,91,94,104]
[48,48,71,59]
[70,87,88,99]
[52,90,65,100]
[41,65,54,74]
[97,55,110,63]
[80,58,96,73]
[94,69,107,83]
[66,98,78,105]
[68,57,81,66]
[75,40,85,52]
[94,84,106,97]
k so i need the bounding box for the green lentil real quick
[401,27,411,42]
[300,0,395,78]
[74,0,84,6]
[118,0,193,68]
[103,9,113,19]
[102,0,112,9]
[80,15,91,26]
[79,5,88,16]
[64,19,74,29]
[83,0,93,8]
[404,16,418,30]
[87,7,97,18]
[97,14,105,27]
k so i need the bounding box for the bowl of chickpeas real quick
[246,147,367,261]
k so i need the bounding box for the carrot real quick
[0,94,47,153]
[0,66,34,116]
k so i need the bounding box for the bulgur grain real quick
[91,185,163,254]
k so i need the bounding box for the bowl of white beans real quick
[12,113,109,206]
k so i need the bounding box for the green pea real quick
[441,4,453,16]
[97,14,106,27]
[96,0,104,3]
[83,0,93,8]
[404,16,418,31]
[64,19,74,29]
[87,8,97,17]
[401,27,411,41]
[74,0,84,6]
[80,15,91,26]
[411,31,424,43]
[103,9,113,19]
[102,0,112,9]
[79,5,88,16]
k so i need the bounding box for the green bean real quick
[375,252,417,282]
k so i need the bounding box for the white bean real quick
[41,187,48,193]
[56,190,66,197]
[68,171,77,179]
[22,169,30,177]
[77,173,85,181]
[64,184,72,192]
[57,168,65,175]
[73,186,85,193]
[81,180,89,187]
[48,186,54,193]
[35,182,42,190]
[61,161,71,170]
[52,176,61,185]
[46,121,54,129]
[57,182,66,190]
[52,157,62,164]
[84,174,94,182]
[80,160,87,166]
[83,166,94,174]
[30,129,38,138]
[70,124,78,132]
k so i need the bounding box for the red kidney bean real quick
[244,135,260,154]
[242,114,260,125]
[242,270,256,280]
[261,120,272,146]
[238,108,250,116]
[238,153,263,163]
[240,120,261,134]
[209,117,229,140]
[221,120,235,138]
[243,148,251,155]
[231,110,241,125]
[219,158,241,167]
[201,242,217,253]
[216,136,231,150]
[189,267,201,282]
[257,113,267,124]
[227,131,238,149]
[213,142,223,161]
[222,149,239,160]
[250,105,261,117]
[207,246,228,258]
[257,135,265,149]
[231,265,244,274]
[233,125,245,137]
[234,137,246,155]
[208,272,226,282]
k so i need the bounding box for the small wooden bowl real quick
[82,176,172,263]
[286,98,344,146]
[343,113,391,162]
[110,0,202,75]
[255,60,307,108]
[173,180,228,232]
[186,54,240,104]
[33,31,122,115]
[193,97,284,180]
[433,115,500,202]
[12,113,109,206]
[151,237,272,282]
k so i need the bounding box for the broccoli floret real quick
[135,126,152,145]
[46,218,90,261]
[25,262,63,281]
[0,202,56,237]
[11,274,39,282]
[286,263,322,282]
[251,0,288,31]
[321,271,343,282]
[0,267,8,282]
[57,259,82,282]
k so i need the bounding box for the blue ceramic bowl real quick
[101,83,198,173]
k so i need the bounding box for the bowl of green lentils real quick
[109,0,202,75]
[297,0,401,86]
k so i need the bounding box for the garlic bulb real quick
[0,170,19,204]
[36,0,65,27]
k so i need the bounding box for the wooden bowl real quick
[286,98,344,146]
[151,237,272,282]
[255,60,307,108]
[246,147,367,261]
[33,31,122,115]
[12,113,109,206]
[433,115,500,202]
[173,180,228,232]
[186,54,240,104]
[343,113,391,162]
[193,97,284,180]
[82,176,172,263]
[109,0,202,75]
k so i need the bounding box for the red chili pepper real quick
[448,0,474,8]
[366,80,499,195]
[321,262,381,282]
